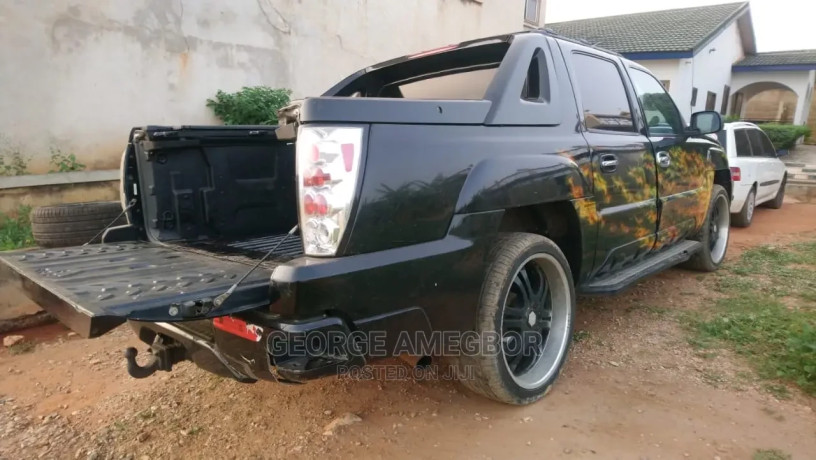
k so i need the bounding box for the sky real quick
[545,0,816,52]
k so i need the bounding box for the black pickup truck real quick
[0,30,730,405]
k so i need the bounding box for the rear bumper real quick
[129,311,378,383]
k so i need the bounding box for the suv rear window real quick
[734,129,753,157]
[398,68,498,100]
[329,41,509,99]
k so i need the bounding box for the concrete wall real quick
[0,0,525,174]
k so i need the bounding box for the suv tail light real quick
[296,126,363,256]
[730,166,741,182]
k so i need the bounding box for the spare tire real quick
[30,201,126,248]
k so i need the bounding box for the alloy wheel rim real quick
[501,254,571,390]
[709,193,730,263]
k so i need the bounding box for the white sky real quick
[545,0,816,52]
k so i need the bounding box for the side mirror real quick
[689,111,723,135]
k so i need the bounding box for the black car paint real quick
[0,30,729,383]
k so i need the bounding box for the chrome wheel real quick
[709,192,730,264]
[501,253,571,390]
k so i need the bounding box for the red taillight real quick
[213,316,262,342]
[297,127,363,256]
[730,166,741,182]
[303,168,331,187]
[303,193,328,216]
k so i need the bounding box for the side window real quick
[628,68,683,136]
[571,53,635,133]
[746,129,770,157]
[757,130,777,156]
[734,129,753,157]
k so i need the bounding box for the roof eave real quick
[692,2,753,55]
[732,64,816,72]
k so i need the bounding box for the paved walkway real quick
[784,144,816,184]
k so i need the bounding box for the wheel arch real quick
[497,202,582,283]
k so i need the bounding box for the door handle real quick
[599,154,618,173]
[656,151,671,168]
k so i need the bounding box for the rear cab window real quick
[570,53,635,133]
[328,41,510,99]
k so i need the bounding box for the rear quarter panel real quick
[343,123,591,255]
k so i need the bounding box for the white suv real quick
[716,122,787,227]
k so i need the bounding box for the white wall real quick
[634,21,744,122]
[0,0,525,173]
[689,21,744,116]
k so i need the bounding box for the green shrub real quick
[206,87,292,125]
[49,147,85,173]
[0,205,34,251]
[758,123,812,150]
[723,114,740,123]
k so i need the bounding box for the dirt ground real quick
[1,203,815,460]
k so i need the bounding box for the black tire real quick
[761,174,786,209]
[682,185,730,272]
[452,233,575,405]
[30,201,125,248]
[731,186,755,228]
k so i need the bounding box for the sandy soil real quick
[1,203,815,460]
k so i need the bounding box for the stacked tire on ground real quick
[30,201,126,248]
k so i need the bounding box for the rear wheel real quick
[453,233,575,405]
[731,187,755,227]
[683,185,730,272]
[761,174,786,209]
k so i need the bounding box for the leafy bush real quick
[758,123,812,150]
[723,114,741,123]
[206,87,292,125]
[49,147,85,173]
[0,205,34,250]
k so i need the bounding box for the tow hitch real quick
[124,341,187,379]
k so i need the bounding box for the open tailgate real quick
[0,242,275,338]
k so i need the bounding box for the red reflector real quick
[213,316,262,342]
[341,143,354,172]
[730,166,741,182]
[315,194,328,215]
[303,168,331,187]
[304,194,316,214]
[310,144,320,162]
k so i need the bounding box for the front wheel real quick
[683,184,730,272]
[453,233,575,405]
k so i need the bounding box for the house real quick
[547,2,816,135]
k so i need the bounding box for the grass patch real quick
[8,341,35,355]
[688,243,816,396]
[0,205,34,251]
[753,448,791,460]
